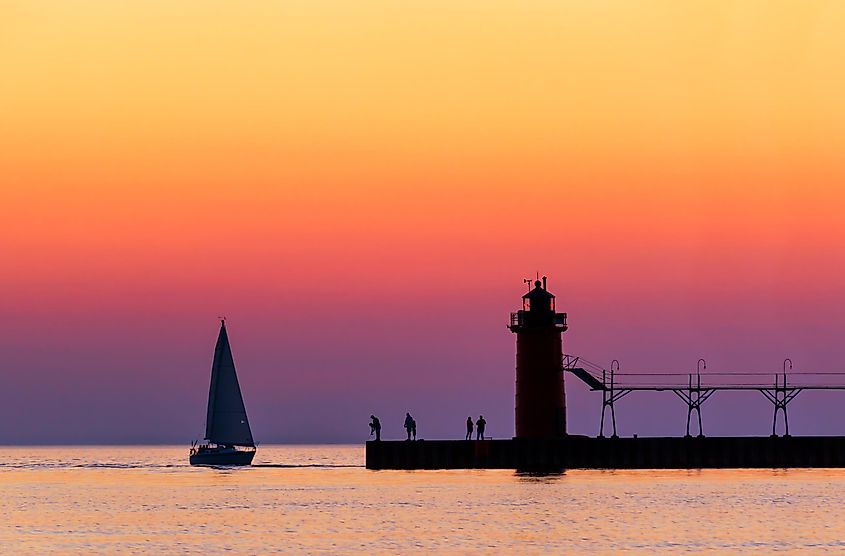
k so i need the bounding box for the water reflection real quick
[5,446,845,553]
[514,470,564,483]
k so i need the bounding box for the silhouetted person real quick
[404,412,414,441]
[476,415,486,440]
[466,416,473,440]
[369,415,381,441]
[411,418,417,440]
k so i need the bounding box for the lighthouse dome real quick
[523,280,554,300]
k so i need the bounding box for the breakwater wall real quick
[366,436,845,470]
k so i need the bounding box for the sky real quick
[2,1,845,443]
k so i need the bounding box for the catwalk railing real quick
[562,355,845,438]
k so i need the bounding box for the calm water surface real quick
[2,445,845,554]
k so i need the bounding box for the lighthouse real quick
[508,277,567,438]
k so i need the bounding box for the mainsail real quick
[205,321,255,447]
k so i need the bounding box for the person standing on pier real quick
[476,415,486,440]
[465,417,473,440]
[404,412,414,441]
[369,415,381,441]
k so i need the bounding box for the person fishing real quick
[369,415,381,441]
[465,416,473,440]
[404,412,415,441]
[476,415,486,440]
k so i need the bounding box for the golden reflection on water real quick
[2,445,845,553]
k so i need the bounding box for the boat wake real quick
[0,462,182,470]
[0,462,363,470]
[252,463,363,468]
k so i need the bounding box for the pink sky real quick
[2,1,845,442]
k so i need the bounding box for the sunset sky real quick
[2,1,845,443]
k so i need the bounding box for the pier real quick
[365,277,845,471]
[366,436,845,470]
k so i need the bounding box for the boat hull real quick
[189,446,255,466]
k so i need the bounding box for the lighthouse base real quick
[365,436,845,471]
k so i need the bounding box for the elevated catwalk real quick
[366,436,845,471]
[565,356,845,437]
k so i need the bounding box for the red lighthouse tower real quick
[508,277,568,438]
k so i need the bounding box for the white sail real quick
[205,322,255,447]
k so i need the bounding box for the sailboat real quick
[190,320,256,466]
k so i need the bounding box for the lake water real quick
[2,445,845,553]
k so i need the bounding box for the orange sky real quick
[2,1,845,441]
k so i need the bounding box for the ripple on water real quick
[3,446,845,553]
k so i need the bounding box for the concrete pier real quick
[366,436,845,470]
